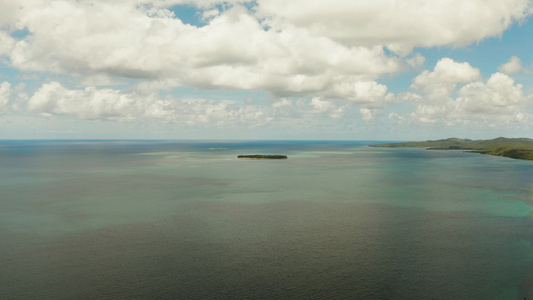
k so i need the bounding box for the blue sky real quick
[0,0,532,140]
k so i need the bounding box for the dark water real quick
[1,140,532,299]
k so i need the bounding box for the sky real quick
[1,0,533,140]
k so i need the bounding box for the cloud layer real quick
[25,82,273,127]
[2,0,531,95]
[256,0,533,55]
[2,0,406,100]
[0,0,532,137]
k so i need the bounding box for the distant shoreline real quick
[370,137,533,161]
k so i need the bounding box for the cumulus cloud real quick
[0,82,11,111]
[25,82,273,126]
[456,72,526,114]
[326,80,390,103]
[255,0,532,55]
[305,97,350,119]
[271,98,292,108]
[0,32,15,56]
[359,107,381,123]
[22,82,395,130]
[411,58,482,101]
[0,0,405,101]
[1,1,533,136]
[1,0,529,102]
[406,53,426,70]
[27,82,166,121]
[309,97,335,113]
[413,58,482,87]
[397,60,530,127]
[409,103,456,125]
[498,56,525,74]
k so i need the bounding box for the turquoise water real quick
[1,140,532,299]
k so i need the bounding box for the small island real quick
[237,154,288,159]
[370,137,533,161]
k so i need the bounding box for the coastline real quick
[370,137,533,161]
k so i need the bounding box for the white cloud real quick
[23,82,388,129]
[409,103,455,125]
[388,112,406,124]
[3,0,528,102]
[402,69,530,127]
[0,0,405,101]
[359,107,379,123]
[255,0,532,55]
[327,80,390,103]
[413,58,482,87]
[411,58,482,101]
[0,82,11,111]
[0,31,15,57]
[456,72,526,114]
[309,97,350,118]
[25,82,273,126]
[271,98,292,108]
[1,1,532,136]
[79,75,126,87]
[498,56,525,74]
[0,0,20,28]
[309,97,336,114]
[137,0,254,9]
[406,53,426,70]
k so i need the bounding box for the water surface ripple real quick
[1,140,532,299]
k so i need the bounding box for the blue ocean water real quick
[0,140,532,299]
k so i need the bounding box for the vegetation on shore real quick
[370,137,533,161]
[237,154,288,159]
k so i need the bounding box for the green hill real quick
[370,137,533,161]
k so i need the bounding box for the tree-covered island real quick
[370,137,533,161]
[237,155,288,159]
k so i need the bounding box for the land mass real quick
[370,137,533,161]
[237,154,288,159]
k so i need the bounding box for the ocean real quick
[1,140,532,299]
